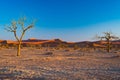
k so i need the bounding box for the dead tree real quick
[5,17,34,56]
[97,32,119,53]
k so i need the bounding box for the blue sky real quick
[0,0,120,42]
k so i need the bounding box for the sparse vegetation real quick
[74,44,79,50]
[5,17,35,56]
[57,43,68,50]
[0,49,119,79]
[96,32,119,53]
[44,52,53,55]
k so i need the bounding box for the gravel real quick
[0,48,119,80]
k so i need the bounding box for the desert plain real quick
[0,48,119,80]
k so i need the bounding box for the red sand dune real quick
[0,38,120,48]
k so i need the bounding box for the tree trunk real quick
[107,40,110,53]
[17,42,21,56]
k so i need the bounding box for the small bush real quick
[64,49,70,52]
[44,52,53,55]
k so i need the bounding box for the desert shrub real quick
[35,44,42,49]
[57,43,68,50]
[64,49,70,52]
[4,44,9,49]
[80,48,87,52]
[78,52,84,56]
[54,47,59,50]
[44,52,53,55]
[74,45,79,50]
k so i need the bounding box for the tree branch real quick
[24,25,33,32]
[13,31,19,41]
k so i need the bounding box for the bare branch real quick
[13,31,19,41]
[24,25,34,32]
[18,17,26,30]
[5,26,14,32]
[19,25,33,41]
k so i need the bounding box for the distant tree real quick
[5,17,35,56]
[96,32,119,53]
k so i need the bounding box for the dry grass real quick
[0,48,120,80]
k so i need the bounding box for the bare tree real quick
[5,17,34,56]
[96,32,119,53]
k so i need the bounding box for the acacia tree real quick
[5,17,34,56]
[97,32,119,53]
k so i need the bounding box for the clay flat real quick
[0,48,120,80]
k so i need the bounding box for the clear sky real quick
[0,0,120,42]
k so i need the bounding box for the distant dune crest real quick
[0,38,120,48]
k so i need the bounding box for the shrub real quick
[44,52,53,55]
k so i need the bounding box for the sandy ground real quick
[0,48,120,80]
